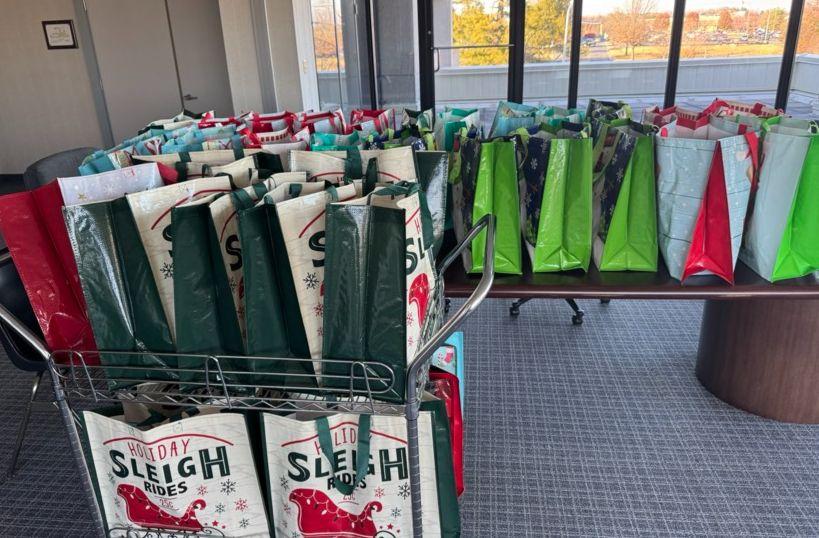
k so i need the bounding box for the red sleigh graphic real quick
[408,273,430,327]
[289,488,389,537]
[117,484,206,533]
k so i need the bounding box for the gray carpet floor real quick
[1,298,819,537]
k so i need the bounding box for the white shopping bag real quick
[82,410,270,537]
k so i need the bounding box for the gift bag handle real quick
[316,415,372,495]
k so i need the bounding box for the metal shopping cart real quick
[0,215,495,538]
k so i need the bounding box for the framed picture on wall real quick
[42,20,77,50]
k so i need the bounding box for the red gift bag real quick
[350,108,394,133]
[430,369,464,496]
[0,183,98,360]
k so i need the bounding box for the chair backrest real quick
[0,251,47,372]
[22,147,98,190]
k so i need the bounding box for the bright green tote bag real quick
[470,139,522,274]
[531,137,593,272]
[593,126,658,271]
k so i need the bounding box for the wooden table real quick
[444,257,819,423]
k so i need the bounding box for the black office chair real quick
[0,250,50,480]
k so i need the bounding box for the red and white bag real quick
[350,108,394,134]
[82,410,270,537]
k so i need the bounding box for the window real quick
[675,0,792,110]
[433,0,511,128]
[788,0,819,116]
[522,0,573,107]
[577,0,675,113]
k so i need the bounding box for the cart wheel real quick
[444,298,451,314]
[571,312,584,325]
[510,305,520,317]
[600,299,611,305]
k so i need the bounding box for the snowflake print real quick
[239,518,250,529]
[160,261,174,279]
[220,479,236,496]
[159,498,176,510]
[317,326,324,337]
[391,507,402,518]
[313,303,324,317]
[406,312,414,326]
[215,503,226,514]
[196,485,208,496]
[235,498,248,512]
[282,504,292,515]
[228,277,237,293]
[407,336,414,348]
[279,475,290,491]
[291,532,301,538]
[374,487,385,499]
[303,272,319,290]
[107,472,116,486]
[398,482,411,499]
[530,157,539,170]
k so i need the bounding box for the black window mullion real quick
[507,0,525,103]
[364,0,378,110]
[663,0,686,109]
[417,0,435,110]
[567,0,583,109]
[776,0,806,111]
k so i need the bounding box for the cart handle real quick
[407,213,495,400]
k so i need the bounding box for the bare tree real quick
[605,0,658,60]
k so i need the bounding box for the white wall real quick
[218,0,265,114]
[0,0,104,174]
[265,0,303,111]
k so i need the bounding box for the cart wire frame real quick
[0,214,495,538]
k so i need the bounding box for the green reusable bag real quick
[416,151,449,254]
[532,137,594,272]
[594,128,658,271]
[237,183,327,387]
[470,139,522,274]
[172,195,246,387]
[421,398,462,537]
[771,136,819,280]
[64,198,176,387]
[322,182,437,403]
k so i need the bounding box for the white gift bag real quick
[127,177,233,340]
[58,163,164,206]
[274,183,362,370]
[290,147,417,183]
[82,410,270,537]
[262,412,443,537]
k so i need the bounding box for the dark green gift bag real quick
[237,182,327,387]
[64,199,175,387]
[322,182,437,403]
[171,193,245,387]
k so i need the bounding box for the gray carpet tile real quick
[1,298,819,537]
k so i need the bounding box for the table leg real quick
[696,298,819,423]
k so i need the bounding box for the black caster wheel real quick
[600,299,611,305]
[571,312,584,325]
[444,298,451,314]
[510,305,520,317]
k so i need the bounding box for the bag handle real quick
[363,158,379,195]
[345,147,364,180]
[316,415,372,495]
[369,181,436,252]
[744,131,760,192]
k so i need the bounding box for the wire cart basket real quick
[0,215,494,538]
